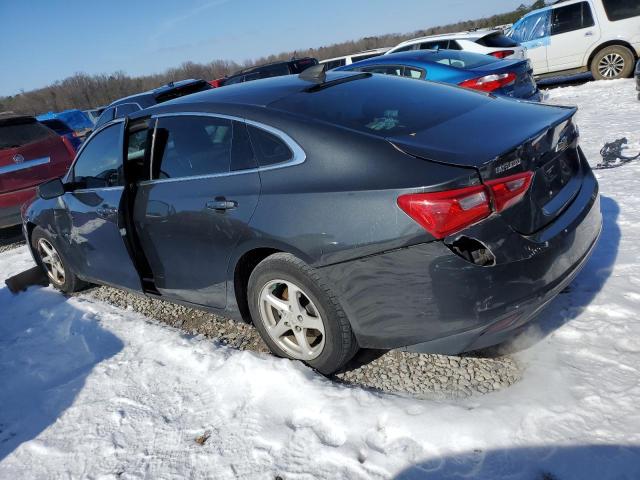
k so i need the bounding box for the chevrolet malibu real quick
[22,70,601,374]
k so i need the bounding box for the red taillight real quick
[459,72,517,92]
[397,185,491,239]
[489,50,515,59]
[398,171,534,239]
[485,171,534,212]
[208,79,224,88]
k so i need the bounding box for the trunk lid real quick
[471,58,538,100]
[388,101,581,235]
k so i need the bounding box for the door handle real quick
[585,31,593,37]
[206,199,237,212]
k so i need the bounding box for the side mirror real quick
[38,178,65,200]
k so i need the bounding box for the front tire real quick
[247,253,358,375]
[591,45,635,80]
[31,226,87,293]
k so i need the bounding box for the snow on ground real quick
[1,79,640,480]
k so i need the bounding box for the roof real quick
[392,29,499,47]
[145,71,364,111]
[107,79,209,107]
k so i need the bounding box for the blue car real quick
[335,49,541,101]
[38,118,82,152]
[37,109,94,137]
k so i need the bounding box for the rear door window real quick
[360,65,404,76]
[246,125,292,167]
[126,119,153,182]
[73,124,122,188]
[0,121,56,149]
[152,115,232,179]
[419,40,450,50]
[551,2,595,35]
[602,0,640,21]
[231,121,257,171]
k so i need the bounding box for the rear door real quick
[547,1,600,71]
[60,120,142,290]
[133,114,261,308]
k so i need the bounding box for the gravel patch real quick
[0,226,25,253]
[87,285,521,398]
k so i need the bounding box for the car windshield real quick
[270,73,483,136]
[429,50,498,69]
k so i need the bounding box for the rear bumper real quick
[318,165,601,353]
[0,186,37,228]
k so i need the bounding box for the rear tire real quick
[590,45,635,80]
[247,253,358,375]
[31,226,87,293]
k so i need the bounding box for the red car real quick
[0,114,76,228]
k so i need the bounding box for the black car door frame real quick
[59,118,143,292]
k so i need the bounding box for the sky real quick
[0,0,527,97]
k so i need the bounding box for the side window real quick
[392,44,416,53]
[420,40,449,50]
[551,2,595,35]
[511,11,550,42]
[73,124,122,188]
[115,103,141,118]
[153,115,232,179]
[230,121,257,171]
[602,0,640,21]
[447,40,462,50]
[247,125,293,167]
[402,67,424,79]
[323,59,346,70]
[95,107,115,128]
[224,75,243,85]
[361,65,403,76]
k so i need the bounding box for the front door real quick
[547,1,600,71]
[510,9,551,74]
[59,121,142,291]
[133,114,261,308]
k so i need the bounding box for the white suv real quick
[385,30,527,60]
[320,48,390,70]
[508,0,640,80]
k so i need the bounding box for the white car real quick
[507,0,640,80]
[320,48,390,70]
[385,30,527,60]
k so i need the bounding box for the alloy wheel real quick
[598,53,625,79]
[258,279,326,361]
[37,238,65,285]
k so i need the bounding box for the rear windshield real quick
[155,81,212,103]
[476,32,519,48]
[429,50,498,69]
[0,121,55,149]
[270,73,482,136]
[40,119,72,134]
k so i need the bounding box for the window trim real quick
[138,112,306,186]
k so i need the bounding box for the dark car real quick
[219,57,318,86]
[94,79,212,128]
[23,71,601,374]
[1,114,75,228]
[335,49,540,101]
[38,118,82,151]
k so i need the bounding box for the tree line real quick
[0,1,545,116]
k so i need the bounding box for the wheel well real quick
[233,248,281,323]
[588,40,638,69]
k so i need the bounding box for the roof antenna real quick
[299,63,326,83]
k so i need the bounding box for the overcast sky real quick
[0,0,527,97]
